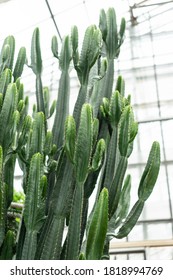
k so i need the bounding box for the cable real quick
[44,0,62,41]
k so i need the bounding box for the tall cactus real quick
[0,7,161,261]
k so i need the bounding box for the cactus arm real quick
[99,9,107,41]
[72,83,88,129]
[107,174,131,239]
[35,74,45,115]
[52,36,71,150]
[115,199,144,239]
[0,83,18,156]
[90,58,108,109]
[9,110,20,150]
[115,75,125,97]
[115,142,160,239]
[103,127,118,188]
[0,69,12,95]
[138,141,160,201]
[109,156,128,218]
[118,105,131,157]
[13,47,26,81]
[43,87,50,119]
[0,230,15,260]
[0,36,15,73]
[71,25,79,72]
[51,35,58,59]
[91,138,106,171]
[72,26,102,128]
[118,17,126,48]
[100,8,125,60]
[64,116,76,163]
[30,28,45,114]
[4,154,16,208]
[74,104,93,183]
[52,70,70,149]
[31,28,42,76]
[101,90,124,191]
[49,100,56,118]
[29,112,45,160]
[17,115,32,150]
[21,153,45,259]
[58,35,72,71]
[98,8,126,100]
[84,169,101,199]
[100,58,115,102]
[105,8,117,59]
[79,26,102,82]
[44,131,53,157]
[114,174,131,228]
[85,188,108,260]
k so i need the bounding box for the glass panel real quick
[110,252,145,260]
[167,165,173,209]
[128,224,145,241]
[129,122,163,164]
[142,166,171,220]
[147,223,173,239]
[147,247,173,260]
[162,120,173,161]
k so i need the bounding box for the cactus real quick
[30,28,45,116]
[52,35,72,150]
[85,188,108,260]
[0,230,15,260]
[0,7,161,260]
[21,153,45,259]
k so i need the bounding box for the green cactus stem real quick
[52,35,72,150]
[85,188,108,260]
[13,47,26,82]
[22,153,45,259]
[30,28,45,115]
[0,230,15,260]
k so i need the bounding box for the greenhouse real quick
[0,0,173,260]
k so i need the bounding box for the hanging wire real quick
[44,0,62,41]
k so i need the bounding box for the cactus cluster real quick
[0,7,160,260]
